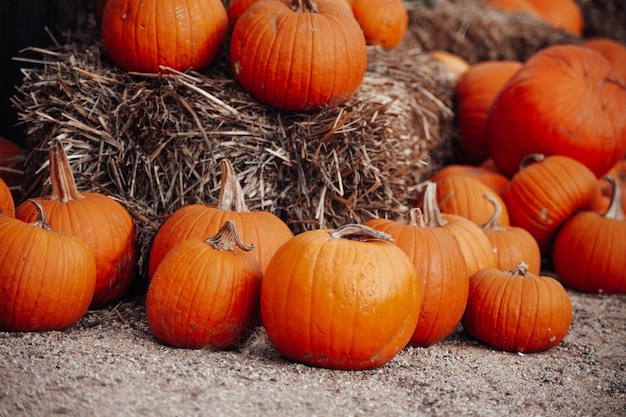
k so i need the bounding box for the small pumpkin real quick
[15,141,138,309]
[0,177,14,218]
[352,0,408,49]
[487,45,626,178]
[427,51,471,81]
[480,194,541,274]
[552,177,626,294]
[148,159,293,279]
[454,60,522,165]
[146,220,263,349]
[101,0,228,73]
[0,200,96,332]
[580,37,626,82]
[502,154,601,254]
[482,0,540,17]
[430,164,510,196]
[462,262,572,353]
[260,224,422,370]
[229,0,367,111]
[525,0,584,35]
[365,208,469,347]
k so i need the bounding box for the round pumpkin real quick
[229,0,367,111]
[148,159,293,279]
[502,154,601,254]
[552,177,626,294]
[260,224,422,370]
[462,262,572,353]
[487,44,626,178]
[365,208,469,347]
[228,0,352,27]
[147,220,263,349]
[454,60,522,165]
[482,0,540,17]
[0,177,14,218]
[427,51,471,81]
[352,0,408,49]
[0,200,97,332]
[15,141,138,309]
[430,164,510,196]
[580,37,626,82]
[101,0,228,73]
[525,0,584,35]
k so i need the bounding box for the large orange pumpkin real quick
[365,208,469,347]
[260,224,422,370]
[0,200,96,331]
[101,0,228,73]
[229,0,367,111]
[487,45,626,178]
[15,142,138,309]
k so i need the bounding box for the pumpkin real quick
[487,45,626,178]
[0,200,96,332]
[552,177,626,294]
[352,0,408,49]
[502,154,601,254]
[417,175,510,226]
[430,164,510,196]
[15,141,137,309]
[482,0,540,17]
[101,0,228,73]
[148,159,293,279]
[146,220,263,349]
[461,262,572,353]
[417,181,497,276]
[364,208,469,347]
[0,177,14,218]
[228,0,352,27]
[480,194,541,274]
[580,37,626,82]
[454,60,522,165]
[0,136,26,192]
[260,224,422,370]
[427,51,471,81]
[525,0,584,35]
[229,0,367,111]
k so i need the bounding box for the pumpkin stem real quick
[217,159,249,212]
[602,176,624,221]
[421,181,447,227]
[290,0,319,12]
[205,220,255,252]
[405,207,426,227]
[510,261,530,277]
[29,199,53,231]
[329,223,393,242]
[481,194,506,231]
[520,153,545,171]
[49,140,83,203]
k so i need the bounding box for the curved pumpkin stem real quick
[421,181,447,227]
[481,194,506,231]
[29,199,53,231]
[217,159,249,212]
[49,140,83,203]
[329,223,393,242]
[602,176,624,221]
[290,0,319,12]
[519,153,545,171]
[205,220,255,252]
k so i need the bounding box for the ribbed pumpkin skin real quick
[229,0,367,111]
[462,266,572,353]
[454,60,522,165]
[430,164,510,196]
[502,155,600,254]
[0,213,97,332]
[580,37,626,82]
[487,45,626,178]
[146,234,263,349]
[260,226,422,370]
[101,0,228,73]
[0,178,14,218]
[364,214,468,347]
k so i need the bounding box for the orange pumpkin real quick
[229,0,367,111]
[228,0,352,27]
[427,51,471,81]
[454,60,522,165]
[552,177,626,294]
[525,0,584,35]
[15,142,138,309]
[603,157,626,214]
[0,177,14,218]
[148,159,293,279]
[101,0,228,73]
[260,224,422,370]
[462,262,572,353]
[146,220,263,349]
[580,37,626,82]
[365,208,469,347]
[480,194,541,274]
[0,200,96,332]
[430,164,510,196]
[352,0,408,49]
[482,0,540,17]
[487,45,626,178]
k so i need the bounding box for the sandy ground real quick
[0,289,624,417]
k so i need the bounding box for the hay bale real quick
[12,30,456,276]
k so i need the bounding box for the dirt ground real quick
[1,288,624,417]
